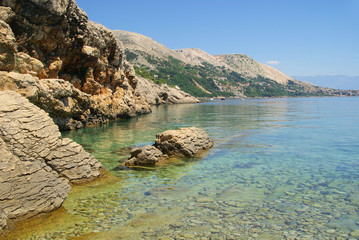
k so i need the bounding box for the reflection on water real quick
[7,97,359,239]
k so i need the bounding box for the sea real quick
[9,97,359,239]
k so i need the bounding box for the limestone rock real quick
[0,90,102,228]
[0,1,151,129]
[0,20,16,71]
[125,145,165,166]
[14,52,44,76]
[0,210,7,230]
[155,127,214,157]
[123,127,213,167]
[0,71,151,130]
[0,7,15,23]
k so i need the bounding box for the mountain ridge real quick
[114,30,356,97]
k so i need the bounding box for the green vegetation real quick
[134,55,234,97]
[124,50,138,62]
[127,51,350,98]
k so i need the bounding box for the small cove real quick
[8,97,359,239]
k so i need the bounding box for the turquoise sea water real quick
[14,97,359,239]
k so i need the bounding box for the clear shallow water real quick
[10,97,359,239]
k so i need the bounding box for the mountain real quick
[112,30,196,67]
[292,75,359,90]
[114,30,356,98]
[214,54,293,84]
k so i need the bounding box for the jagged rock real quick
[0,6,15,23]
[124,127,213,167]
[0,71,151,130]
[125,145,165,166]
[0,90,102,229]
[155,127,214,157]
[0,20,16,71]
[14,52,44,75]
[0,1,127,90]
[0,2,152,130]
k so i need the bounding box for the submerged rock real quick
[0,90,102,230]
[123,127,213,167]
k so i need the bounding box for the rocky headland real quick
[124,127,213,167]
[0,0,198,131]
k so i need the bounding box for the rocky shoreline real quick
[0,91,102,230]
[0,0,199,233]
[0,1,198,131]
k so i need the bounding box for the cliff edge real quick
[0,1,153,130]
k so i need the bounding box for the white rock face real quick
[0,90,102,230]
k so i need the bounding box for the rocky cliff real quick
[0,1,155,130]
[0,90,102,230]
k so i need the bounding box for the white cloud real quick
[266,60,280,65]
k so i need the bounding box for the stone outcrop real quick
[0,90,102,230]
[0,2,152,130]
[125,127,213,166]
[135,76,199,105]
[0,71,150,130]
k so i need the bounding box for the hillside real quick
[114,31,357,98]
[112,30,196,67]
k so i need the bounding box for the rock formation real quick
[0,71,151,130]
[126,145,165,167]
[0,1,153,130]
[125,127,213,166]
[154,127,214,157]
[0,90,102,230]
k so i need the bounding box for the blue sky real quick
[76,0,358,78]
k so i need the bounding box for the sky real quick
[76,0,359,80]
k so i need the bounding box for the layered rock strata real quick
[125,127,213,166]
[0,90,102,230]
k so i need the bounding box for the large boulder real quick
[0,90,102,230]
[124,127,213,167]
[155,127,214,157]
[125,145,165,166]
